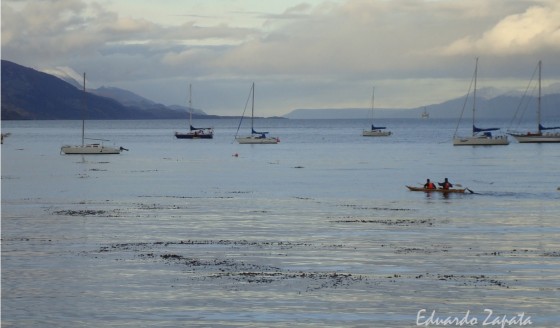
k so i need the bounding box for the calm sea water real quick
[2,119,559,327]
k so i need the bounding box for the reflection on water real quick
[2,119,559,327]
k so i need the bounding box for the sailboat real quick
[453,58,509,146]
[61,73,127,154]
[235,83,279,144]
[362,87,391,137]
[175,84,213,139]
[508,61,560,143]
[421,107,429,119]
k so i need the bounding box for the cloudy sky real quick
[2,0,560,116]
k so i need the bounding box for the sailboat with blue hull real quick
[175,84,213,139]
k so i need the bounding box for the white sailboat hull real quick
[235,83,279,145]
[236,136,279,144]
[61,144,122,154]
[61,73,125,155]
[453,59,509,147]
[453,136,509,146]
[510,132,560,143]
[362,130,391,137]
[509,62,560,144]
[363,87,391,137]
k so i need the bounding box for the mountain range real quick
[2,59,559,120]
[285,88,560,120]
[1,60,212,120]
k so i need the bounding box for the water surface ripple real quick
[2,119,559,327]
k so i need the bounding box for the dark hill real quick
[1,60,190,120]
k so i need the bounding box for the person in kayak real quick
[438,178,453,190]
[424,179,437,189]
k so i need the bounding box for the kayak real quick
[406,186,467,193]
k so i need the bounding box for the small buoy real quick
[232,153,239,157]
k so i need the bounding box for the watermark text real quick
[416,309,532,327]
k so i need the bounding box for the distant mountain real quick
[284,108,405,119]
[91,86,207,116]
[0,60,210,120]
[42,66,208,116]
[409,91,560,120]
[285,87,560,120]
[91,86,158,108]
[5,59,559,121]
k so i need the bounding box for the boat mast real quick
[82,73,86,146]
[538,60,542,134]
[188,83,192,127]
[472,57,478,136]
[371,87,375,125]
[251,82,255,132]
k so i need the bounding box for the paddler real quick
[424,179,436,190]
[438,178,453,190]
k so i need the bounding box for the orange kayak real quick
[406,186,467,193]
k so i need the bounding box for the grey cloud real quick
[2,0,560,116]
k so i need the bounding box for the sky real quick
[2,0,560,116]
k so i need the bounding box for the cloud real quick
[442,1,560,56]
[2,0,560,115]
[1,0,255,64]
[4,0,556,75]
[2,0,108,61]
[197,0,541,80]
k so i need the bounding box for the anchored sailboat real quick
[61,73,127,154]
[421,107,429,119]
[175,84,213,139]
[453,58,509,146]
[508,61,560,143]
[235,83,279,144]
[362,87,391,137]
